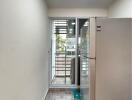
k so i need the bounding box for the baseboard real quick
[42,88,49,100]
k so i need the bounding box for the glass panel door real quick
[78,19,90,100]
[79,18,96,100]
[50,18,76,86]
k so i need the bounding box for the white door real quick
[96,18,131,100]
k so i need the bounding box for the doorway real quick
[50,18,76,86]
[49,18,96,100]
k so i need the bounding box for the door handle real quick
[87,57,96,60]
[83,56,96,60]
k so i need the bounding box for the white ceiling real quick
[46,0,115,8]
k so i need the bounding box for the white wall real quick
[48,8,107,17]
[131,19,132,100]
[96,18,131,100]
[108,0,132,18]
[0,0,49,100]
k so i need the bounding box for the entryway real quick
[48,17,96,100]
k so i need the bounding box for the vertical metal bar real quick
[65,46,66,84]
[75,18,79,85]
[55,52,56,79]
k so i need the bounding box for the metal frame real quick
[89,18,96,100]
[75,18,79,85]
[49,17,78,88]
[48,18,52,87]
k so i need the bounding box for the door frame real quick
[48,17,78,88]
[48,17,96,100]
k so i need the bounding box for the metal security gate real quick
[49,18,77,86]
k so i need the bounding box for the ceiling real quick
[46,0,115,8]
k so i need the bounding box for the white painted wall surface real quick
[108,0,132,18]
[96,18,131,100]
[131,19,132,100]
[0,0,49,100]
[48,8,107,17]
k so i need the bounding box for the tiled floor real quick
[45,89,78,100]
[52,77,71,85]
